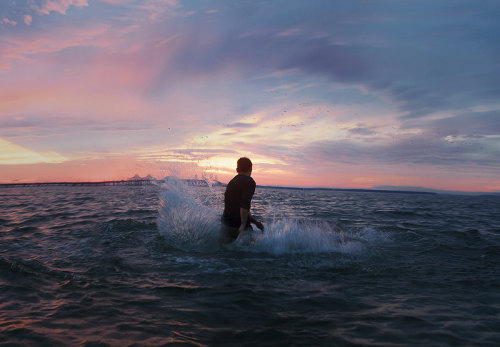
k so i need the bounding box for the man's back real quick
[222,174,256,228]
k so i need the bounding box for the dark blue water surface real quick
[1,181,499,346]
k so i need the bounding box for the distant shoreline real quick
[0,179,223,189]
[0,180,439,195]
[1,180,498,196]
[0,180,157,188]
[256,185,437,195]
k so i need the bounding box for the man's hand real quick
[254,220,264,232]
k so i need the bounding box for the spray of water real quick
[157,176,222,251]
[157,175,390,255]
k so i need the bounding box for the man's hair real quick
[237,157,252,173]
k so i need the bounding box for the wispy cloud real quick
[0,138,66,165]
[33,0,89,15]
[23,14,32,26]
[2,18,18,27]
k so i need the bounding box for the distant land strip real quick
[1,180,498,196]
[0,179,440,195]
[0,179,225,188]
[0,179,218,188]
[0,179,159,188]
[257,185,437,195]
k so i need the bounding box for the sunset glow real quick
[1,1,499,191]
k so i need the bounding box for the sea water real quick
[0,180,499,346]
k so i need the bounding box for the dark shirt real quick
[221,174,256,228]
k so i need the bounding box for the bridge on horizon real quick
[0,178,226,188]
[0,179,159,188]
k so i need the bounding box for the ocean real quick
[1,178,499,346]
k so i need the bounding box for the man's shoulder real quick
[243,175,256,188]
[227,175,241,186]
[230,174,255,186]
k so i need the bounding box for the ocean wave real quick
[0,256,78,281]
[103,219,156,233]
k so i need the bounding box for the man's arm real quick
[239,207,249,233]
[239,178,263,232]
[239,209,264,233]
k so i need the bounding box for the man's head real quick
[236,157,252,175]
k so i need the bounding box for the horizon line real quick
[1,179,499,196]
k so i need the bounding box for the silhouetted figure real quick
[221,157,264,242]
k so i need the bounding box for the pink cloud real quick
[7,26,107,52]
[34,0,89,15]
[0,23,111,71]
[2,18,18,26]
[24,15,32,26]
[135,0,182,22]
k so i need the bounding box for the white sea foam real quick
[157,176,390,254]
[232,219,372,255]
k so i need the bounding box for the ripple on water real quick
[1,185,499,345]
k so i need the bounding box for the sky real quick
[1,0,499,191]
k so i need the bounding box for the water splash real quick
[232,219,383,255]
[157,176,222,251]
[157,176,390,254]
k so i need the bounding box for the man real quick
[221,157,264,242]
